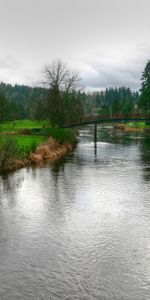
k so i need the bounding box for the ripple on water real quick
[0,127,150,299]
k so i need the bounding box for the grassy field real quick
[0,135,46,157]
[125,122,150,129]
[0,119,77,159]
[1,119,50,132]
[15,135,46,154]
[126,122,145,128]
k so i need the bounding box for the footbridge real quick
[62,114,150,128]
[62,114,150,153]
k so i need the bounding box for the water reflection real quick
[0,126,150,299]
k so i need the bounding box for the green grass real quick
[0,120,77,171]
[0,135,46,157]
[15,135,45,148]
[1,119,50,132]
[16,135,46,156]
[126,122,150,129]
[0,119,77,156]
[46,127,77,144]
[126,122,146,128]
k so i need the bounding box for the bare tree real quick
[42,59,83,126]
[43,59,80,92]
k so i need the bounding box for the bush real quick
[46,127,77,144]
[0,136,22,169]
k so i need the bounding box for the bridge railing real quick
[83,113,150,123]
[61,114,150,128]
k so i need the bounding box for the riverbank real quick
[114,122,150,133]
[1,125,150,300]
[0,120,77,173]
[0,137,75,173]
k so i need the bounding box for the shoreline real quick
[114,123,150,133]
[0,137,75,173]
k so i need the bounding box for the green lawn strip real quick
[1,119,77,163]
[1,120,77,143]
[125,122,150,129]
[15,135,45,146]
[15,135,46,156]
[126,122,146,128]
[0,124,77,171]
[1,119,50,132]
[0,135,46,158]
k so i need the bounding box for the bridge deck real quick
[62,117,150,128]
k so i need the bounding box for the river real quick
[0,126,150,300]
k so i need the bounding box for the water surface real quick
[0,126,150,299]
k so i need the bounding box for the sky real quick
[0,0,150,90]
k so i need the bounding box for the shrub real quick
[0,136,21,169]
[46,127,77,144]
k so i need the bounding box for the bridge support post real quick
[94,123,97,155]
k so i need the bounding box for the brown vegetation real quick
[1,137,74,173]
[30,137,72,164]
[114,124,144,132]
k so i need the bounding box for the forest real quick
[0,82,142,124]
[0,59,150,124]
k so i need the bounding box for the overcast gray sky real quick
[0,0,150,90]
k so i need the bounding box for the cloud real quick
[71,45,150,91]
[0,55,25,84]
[0,55,41,86]
[0,55,23,70]
[0,45,149,90]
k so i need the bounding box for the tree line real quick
[79,87,139,116]
[0,59,150,126]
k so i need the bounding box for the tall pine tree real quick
[139,61,150,112]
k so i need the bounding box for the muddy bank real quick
[0,137,75,173]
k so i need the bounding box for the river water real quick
[0,126,150,300]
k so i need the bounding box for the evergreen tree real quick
[139,61,150,112]
[0,91,10,125]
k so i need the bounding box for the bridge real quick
[62,114,150,127]
[62,114,150,154]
